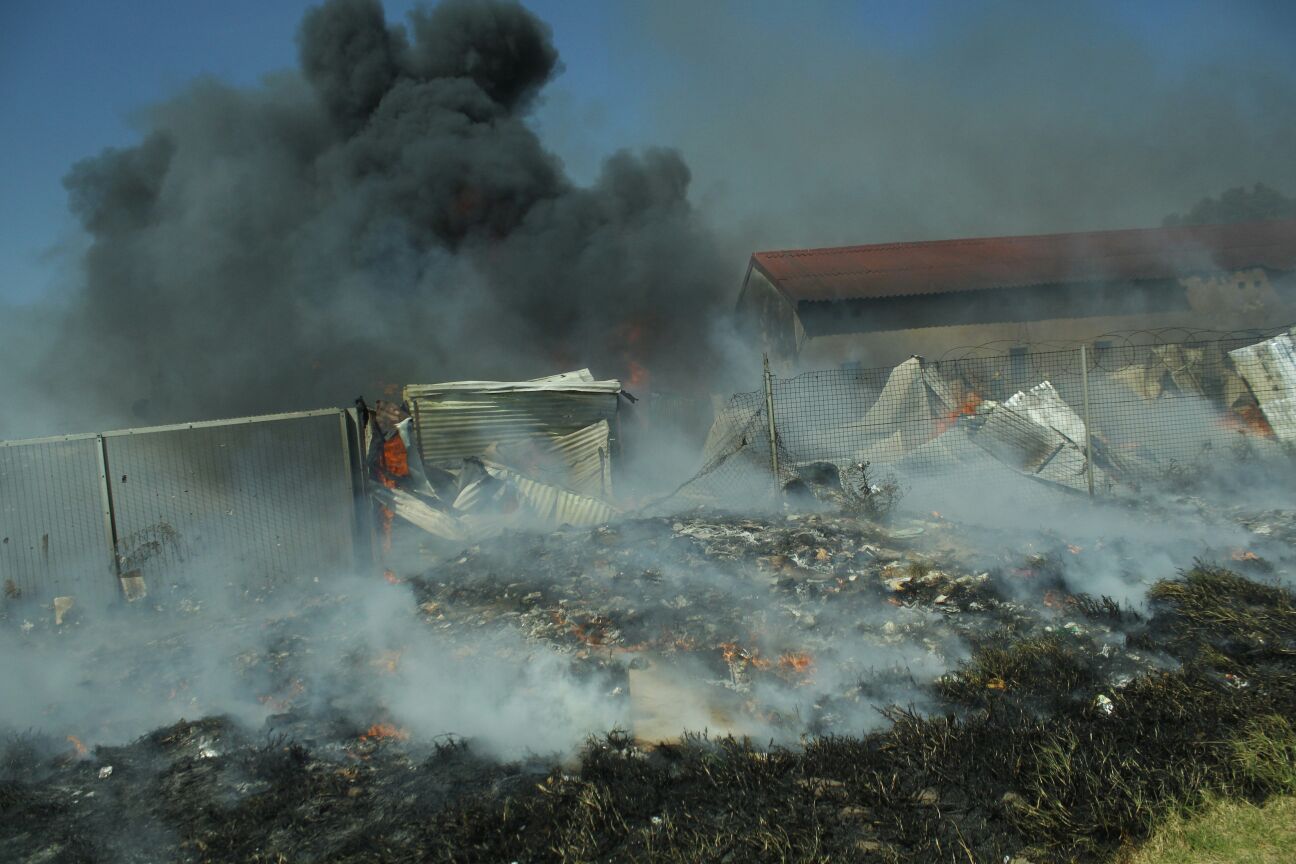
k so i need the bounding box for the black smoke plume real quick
[50,0,727,429]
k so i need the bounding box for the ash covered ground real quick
[3,497,1296,863]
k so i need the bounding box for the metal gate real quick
[0,434,116,607]
[0,409,363,611]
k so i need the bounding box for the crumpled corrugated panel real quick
[1230,332,1296,442]
[403,370,621,471]
[483,464,618,527]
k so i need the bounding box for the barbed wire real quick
[934,323,1292,364]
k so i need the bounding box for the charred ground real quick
[3,503,1295,863]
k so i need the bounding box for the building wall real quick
[767,269,1295,372]
[735,267,805,366]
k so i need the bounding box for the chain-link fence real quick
[671,327,1296,513]
[1,410,364,611]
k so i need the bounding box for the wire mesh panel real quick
[0,435,116,607]
[104,411,357,600]
[670,389,781,506]
[669,329,1296,514]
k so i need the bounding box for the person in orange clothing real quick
[366,400,414,571]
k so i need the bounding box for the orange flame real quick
[719,642,780,670]
[933,390,983,435]
[379,436,410,484]
[778,652,814,673]
[1219,405,1274,438]
[619,321,651,391]
[67,735,88,757]
[360,723,409,742]
[625,359,650,391]
[551,610,610,647]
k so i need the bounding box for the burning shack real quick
[362,370,627,561]
[738,219,1296,370]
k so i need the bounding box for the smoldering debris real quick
[2,545,1294,863]
[3,368,1296,863]
[5,343,1296,863]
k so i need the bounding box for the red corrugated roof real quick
[749,219,1296,303]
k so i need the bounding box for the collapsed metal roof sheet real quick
[1229,332,1296,442]
[405,368,622,396]
[485,464,618,527]
[749,219,1296,304]
[1003,381,1086,445]
[485,420,613,499]
[404,370,620,471]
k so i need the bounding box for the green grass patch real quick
[1121,794,1296,864]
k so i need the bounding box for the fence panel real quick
[103,411,357,601]
[0,435,117,607]
[670,329,1296,513]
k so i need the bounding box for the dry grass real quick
[1120,795,1296,864]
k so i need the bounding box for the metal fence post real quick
[763,354,781,498]
[94,435,122,586]
[1080,344,1095,497]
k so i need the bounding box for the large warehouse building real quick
[737,219,1296,369]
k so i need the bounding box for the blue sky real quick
[2,1,1294,304]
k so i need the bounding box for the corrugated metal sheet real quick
[404,371,621,471]
[1229,332,1296,442]
[371,485,463,541]
[484,465,618,527]
[749,219,1296,303]
[973,402,1106,494]
[406,368,622,396]
[1003,381,1086,444]
[485,421,612,498]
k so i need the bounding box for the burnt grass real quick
[1,564,1293,863]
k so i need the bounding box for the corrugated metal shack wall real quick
[103,411,359,599]
[0,435,117,607]
[405,389,620,468]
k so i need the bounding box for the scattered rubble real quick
[2,552,1293,863]
[6,336,1296,861]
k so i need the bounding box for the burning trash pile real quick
[4,490,1296,862]
[403,510,1169,743]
